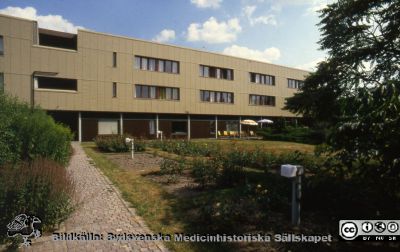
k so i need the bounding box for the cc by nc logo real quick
[340,222,358,240]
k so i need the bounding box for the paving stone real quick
[20,142,168,252]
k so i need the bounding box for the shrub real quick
[159,158,185,183]
[148,140,219,157]
[217,158,246,187]
[257,126,325,144]
[191,158,220,188]
[0,158,74,242]
[94,134,146,152]
[0,94,73,165]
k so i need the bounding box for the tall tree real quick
[285,0,400,177]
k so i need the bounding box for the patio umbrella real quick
[257,119,274,124]
[240,119,258,126]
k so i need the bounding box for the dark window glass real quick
[0,36,3,55]
[165,60,172,73]
[112,82,117,98]
[113,52,117,67]
[36,76,77,91]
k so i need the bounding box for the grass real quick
[81,142,228,252]
[192,139,315,154]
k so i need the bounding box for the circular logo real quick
[387,222,399,233]
[362,222,373,233]
[374,222,386,233]
[341,222,358,239]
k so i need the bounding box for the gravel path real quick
[22,142,168,252]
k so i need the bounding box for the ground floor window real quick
[98,120,118,135]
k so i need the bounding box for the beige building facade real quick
[0,14,308,141]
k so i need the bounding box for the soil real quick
[104,152,163,172]
[104,152,200,197]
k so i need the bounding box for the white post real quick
[239,116,242,138]
[215,115,218,139]
[187,114,191,140]
[156,114,159,139]
[119,113,123,135]
[131,138,135,159]
[78,112,82,142]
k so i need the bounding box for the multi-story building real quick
[0,14,307,141]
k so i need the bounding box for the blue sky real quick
[0,0,331,70]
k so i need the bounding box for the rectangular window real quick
[149,58,156,71]
[112,52,117,67]
[166,88,172,100]
[98,120,119,135]
[165,60,172,73]
[200,90,234,104]
[112,82,117,98]
[0,73,4,92]
[158,60,164,72]
[135,85,142,97]
[204,66,209,77]
[35,76,77,91]
[250,72,275,85]
[150,86,156,99]
[0,36,3,55]
[249,94,275,106]
[38,29,77,50]
[287,78,304,89]
[141,58,148,70]
[172,88,179,100]
[200,65,233,80]
[135,84,179,100]
[172,61,179,73]
[134,56,141,69]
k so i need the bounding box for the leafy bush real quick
[197,185,269,232]
[191,158,220,188]
[0,94,73,165]
[0,158,74,242]
[94,134,146,152]
[159,158,185,183]
[148,140,218,157]
[217,158,246,187]
[257,126,325,144]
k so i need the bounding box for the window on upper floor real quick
[200,90,234,104]
[113,52,117,67]
[199,65,234,80]
[249,72,275,85]
[0,36,4,55]
[134,56,179,74]
[112,82,117,97]
[34,76,77,91]
[38,29,77,50]
[249,94,275,106]
[287,78,304,89]
[135,84,180,100]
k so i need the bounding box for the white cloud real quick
[187,17,242,44]
[152,29,176,43]
[190,0,222,9]
[222,45,281,62]
[295,57,324,71]
[305,1,328,15]
[0,6,84,33]
[243,5,277,26]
